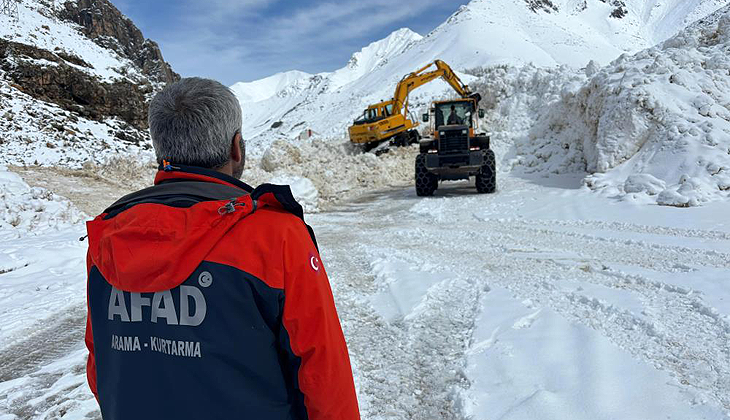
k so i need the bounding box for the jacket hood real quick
[86,166,306,293]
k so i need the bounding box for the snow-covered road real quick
[1,173,729,419]
[313,175,730,420]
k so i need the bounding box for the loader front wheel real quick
[415,154,438,196]
[475,149,496,194]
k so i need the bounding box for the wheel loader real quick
[415,94,497,196]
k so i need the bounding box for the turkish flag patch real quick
[309,252,321,273]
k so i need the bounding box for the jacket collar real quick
[154,163,254,193]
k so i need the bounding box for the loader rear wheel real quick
[363,141,378,152]
[391,133,408,147]
[475,149,496,194]
[415,154,438,196]
[408,130,420,145]
[392,130,420,148]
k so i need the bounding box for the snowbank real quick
[243,139,418,211]
[513,7,730,206]
[0,168,84,234]
[470,64,587,161]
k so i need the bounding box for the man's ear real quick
[231,132,243,163]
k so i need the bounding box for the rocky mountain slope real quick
[0,0,178,166]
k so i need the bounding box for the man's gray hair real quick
[149,77,242,169]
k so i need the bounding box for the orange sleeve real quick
[85,251,98,400]
[280,221,360,420]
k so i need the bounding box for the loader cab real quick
[432,100,478,129]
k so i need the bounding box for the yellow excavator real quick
[348,59,480,151]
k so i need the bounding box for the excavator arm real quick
[391,60,477,114]
[348,59,480,147]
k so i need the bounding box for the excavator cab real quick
[348,99,417,150]
[353,101,396,126]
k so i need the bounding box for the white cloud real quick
[153,0,450,84]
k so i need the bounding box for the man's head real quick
[149,77,244,178]
[450,105,455,111]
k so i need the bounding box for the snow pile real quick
[0,168,84,235]
[469,64,587,161]
[243,139,418,211]
[516,6,730,206]
[268,174,319,213]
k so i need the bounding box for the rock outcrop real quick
[57,0,179,86]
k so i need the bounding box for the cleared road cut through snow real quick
[1,171,729,419]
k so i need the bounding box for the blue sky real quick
[113,0,470,85]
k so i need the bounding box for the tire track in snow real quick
[321,242,421,419]
[315,195,481,420]
[342,185,730,413]
[405,276,484,419]
[0,306,86,383]
[491,217,730,241]
[0,306,98,420]
[500,223,730,270]
[485,259,730,411]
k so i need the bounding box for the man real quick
[84,78,360,420]
[447,105,463,125]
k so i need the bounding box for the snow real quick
[464,288,724,420]
[315,174,730,419]
[2,166,730,419]
[267,173,319,213]
[0,167,84,233]
[241,139,418,211]
[2,0,730,418]
[368,258,448,322]
[0,168,86,345]
[327,28,424,91]
[230,70,312,104]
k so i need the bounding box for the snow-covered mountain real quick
[234,28,427,153]
[231,28,424,106]
[233,0,730,153]
[231,70,312,104]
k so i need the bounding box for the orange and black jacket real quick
[84,164,360,420]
